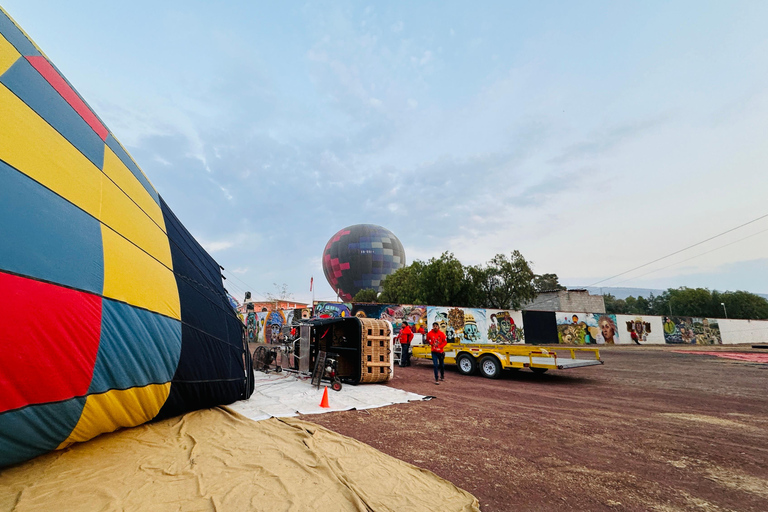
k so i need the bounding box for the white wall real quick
[718,319,768,344]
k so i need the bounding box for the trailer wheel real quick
[531,367,548,374]
[456,354,477,375]
[479,356,502,379]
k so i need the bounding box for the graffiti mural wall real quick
[249,302,766,346]
[352,304,428,338]
[661,316,722,344]
[425,307,523,344]
[314,302,352,318]
[556,312,622,344]
[486,309,525,343]
[615,315,666,344]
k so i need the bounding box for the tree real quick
[607,287,768,320]
[378,261,425,304]
[352,288,378,303]
[718,290,768,320]
[417,252,471,306]
[533,273,566,292]
[469,252,537,309]
[380,250,538,309]
[603,293,628,315]
[264,283,293,302]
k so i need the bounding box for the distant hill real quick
[574,286,768,301]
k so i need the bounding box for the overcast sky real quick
[6,1,768,302]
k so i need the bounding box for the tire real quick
[332,379,342,392]
[479,355,502,379]
[456,354,477,376]
[531,367,548,374]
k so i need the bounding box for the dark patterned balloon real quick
[322,224,406,301]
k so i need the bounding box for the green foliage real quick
[533,273,566,292]
[352,288,378,303]
[603,287,768,320]
[378,261,426,304]
[380,251,537,309]
[468,251,537,309]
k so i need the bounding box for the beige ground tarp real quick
[0,407,478,512]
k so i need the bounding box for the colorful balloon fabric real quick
[0,7,252,468]
[322,224,406,301]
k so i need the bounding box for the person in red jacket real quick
[398,321,414,367]
[426,322,447,384]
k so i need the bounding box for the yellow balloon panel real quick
[102,147,166,231]
[101,226,181,320]
[100,172,172,268]
[57,383,172,448]
[0,84,103,217]
[0,33,19,75]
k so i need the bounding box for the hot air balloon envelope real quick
[322,224,406,301]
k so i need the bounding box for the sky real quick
[5,0,768,303]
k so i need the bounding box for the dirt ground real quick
[302,345,768,511]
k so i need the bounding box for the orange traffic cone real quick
[319,386,330,408]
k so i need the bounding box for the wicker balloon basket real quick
[359,318,392,383]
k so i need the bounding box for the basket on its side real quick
[359,318,392,383]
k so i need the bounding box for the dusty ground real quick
[302,345,768,511]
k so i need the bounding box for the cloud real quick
[67,1,768,303]
[202,240,236,253]
[548,115,670,165]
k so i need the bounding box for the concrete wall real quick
[718,319,768,344]
[524,290,606,314]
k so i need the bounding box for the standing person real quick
[426,322,447,384]
[630,329,640,345]
[398,321,414,367]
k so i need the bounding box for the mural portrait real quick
[663,316,721,344]
[616,315,666,344]
[556,312,618,344]
[596,314,620,344]
[246,311,260,344]
[426,307,497,344]
[662,316,692,344]
[487,310,524,344]
[693,318,722,345]
[265,310,287,344]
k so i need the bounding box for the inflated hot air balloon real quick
[322,224,406,301]
[0,7,252,468]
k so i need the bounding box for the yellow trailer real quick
[411,343,603,379]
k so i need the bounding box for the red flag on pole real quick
[310,277,313,292]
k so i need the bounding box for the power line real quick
[221,269,269,301]
[588,212,768,287]
[611,226,768,286]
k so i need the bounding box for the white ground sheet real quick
[229,371,427,422]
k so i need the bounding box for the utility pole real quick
[721,302,728,319]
